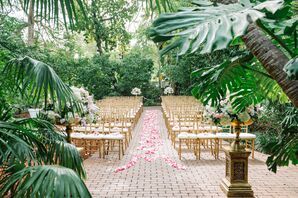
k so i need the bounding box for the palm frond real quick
[0,0,88,29]
[0,165,91,198]
[150,0,284,56]
[3,56,82,113]
[47,141,86,178]
[10,118,85,177]
[0,121,45,163]
[146,0,175,13]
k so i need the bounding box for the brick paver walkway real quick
[84,107,298,198]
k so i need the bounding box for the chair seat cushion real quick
[216,133,236,139]
[105,133,125,140]
[177,132,198,139]
[240,133,256,139]
[197,133,216,139]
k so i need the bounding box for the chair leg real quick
[252,139,255,159]
[194,139,198,159]
[103,140,106,159]
[198,139,201,160]
[179,139,182,160]
[118,140,121,160]
[99,140,102,158]
[122,140,124,156]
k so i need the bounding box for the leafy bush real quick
[143,84,161,106]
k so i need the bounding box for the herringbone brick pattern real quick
[84,107,298,198]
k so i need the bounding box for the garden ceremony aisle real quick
[84,107,298,198]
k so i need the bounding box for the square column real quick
[220,146,254,197]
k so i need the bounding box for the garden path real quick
[84,107,298,198]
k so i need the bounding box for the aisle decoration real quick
[164,87,174,95]
[115,110,186,173]
[131,87,142,96]
[204,98,261,126]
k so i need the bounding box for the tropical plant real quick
[150,0,298,106]
[0,17,90,196]
[0,117,91,197]
[265,105,298,172]
[150,0,298,171]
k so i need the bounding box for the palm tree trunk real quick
[27,0,35,45]
[242,24,298,107]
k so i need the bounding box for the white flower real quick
[71,86,82,101]
[88,103,99,113]
[164,87,174,95]
[131,87,141,96]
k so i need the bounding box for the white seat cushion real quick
[197,133,216,139]
[240,133,256,139]
[105,133,125,140]
[177,132,198,139]
[85,134,105,139]
[216,133,236,139]
[71,133,86,138]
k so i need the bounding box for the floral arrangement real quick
[204,97,262,126]
[131,87,142,96]
[59,86,99,125]
[164,87,174,95]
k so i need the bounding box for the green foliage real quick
[1,0,87,29]
[76,0,136,53]
[0,14,90,197]
[76,55,120,99]
[117,52,154,95]
[149,0,284,56]
[162,48,236,95]
[3,56,82,112]
[266,124,298,172]
[0,165,91,197]
[191,51,284,112]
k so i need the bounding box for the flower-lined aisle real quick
[115,110,185,172]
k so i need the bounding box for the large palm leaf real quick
[2,56,82,112]
[0,165,91,198]
[1,118,86,173]
[149,0,284,56]
[191,52,288,112]
[0,121,45,164]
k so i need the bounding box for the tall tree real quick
[76,0,136,54]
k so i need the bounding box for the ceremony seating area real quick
[161,96,256,160]
[70,96,143,159]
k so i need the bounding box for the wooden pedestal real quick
[220,146,254,197]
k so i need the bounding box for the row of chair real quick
[161,96,256,160]
[70,96,143,159]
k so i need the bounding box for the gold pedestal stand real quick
[66,124,73,143]
[220,120,254,197]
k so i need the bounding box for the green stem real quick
[295,30,297,49]
[257,20,295,58]
[241,64,274,79]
